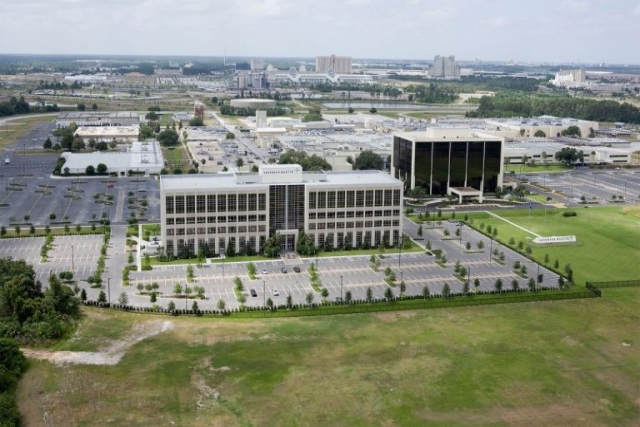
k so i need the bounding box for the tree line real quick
[467,93,640,123]
[219,104,288,117]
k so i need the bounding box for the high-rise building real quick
[392,129,503,201]
[316,55,352,74]
[551,69,586,87]
[250,60,265,70]
[430,55,460,79]
[160,164,403,256]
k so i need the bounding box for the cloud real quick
[633,4,640,15]
[424,7,454,20]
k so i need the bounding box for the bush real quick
[562,211,577,217]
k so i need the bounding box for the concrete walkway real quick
[484,211,541,238]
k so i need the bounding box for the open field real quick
[163,145,192,171]
[465,206,640,285]
[18,287,640,426]
[0,116,54,148]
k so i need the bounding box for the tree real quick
[72,135,85,151]
[302,107,323,122]
[320,288,329,298]
[85,165,95,175]
[369,107,377,114]
[118,292,128,305]
[534,130,546,137]
[286,293,293,308]
[279,150,332,171]
[422,285,430,299]
[192,300,199,313]
[417,224,423,238]
[366,286,373,302]
[77,103,86,111]
[189,117,204,126]
[345,290,353,304]
[173,283,183,295]
[91,103,98,111]
[225,132,235,140]
[305,292,314,305]
[511,279,519,291]
[561,125,582,138]
[96,163,107,174]
[236,158,244,168]
[168,301,176,311]
[145,111,159,121]
[384,287,394,300]
[474,278,480,290]
[442,283,451,298]
[157,129,180,146]
[555,147,580,165]
[494,278,503,293]
[399,280,406,297]
[43,137,52,149]
[353,150,384,171]
[98,291,107,303]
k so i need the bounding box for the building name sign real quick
[533,235,577,244]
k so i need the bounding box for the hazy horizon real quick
[1,0,639,64]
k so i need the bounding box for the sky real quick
[1,0,640,64]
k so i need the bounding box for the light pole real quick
[398,235,403,269]
[184,282,188,310]
[340,275,343,301]
[71,244,74,272]
[263,279,266,308]
[107,277,111,305]
[467,266,471,290]
[22,143,26,177]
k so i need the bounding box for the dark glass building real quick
[392,130,503,200]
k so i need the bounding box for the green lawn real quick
[162,145,191,171]
[18,288,640,426]
[305,241,424,259]
[465,206,640,285]
[526,193,551,203]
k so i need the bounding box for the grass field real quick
[163,145,191,172]
[0,116,54,149]
[18,287,640,426]
[465,206,640,284]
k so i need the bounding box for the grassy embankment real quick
[18,286,640,426]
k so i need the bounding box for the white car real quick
[273,289,280,296]
[261,269,268,274]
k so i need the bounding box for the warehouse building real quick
[160,164,403,257]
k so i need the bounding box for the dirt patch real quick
[22,320,173,366]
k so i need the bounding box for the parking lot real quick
[527,169,640,205]
[127,223,559,310]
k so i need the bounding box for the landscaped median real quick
[82,285,598,318]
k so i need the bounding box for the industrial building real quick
[55,112,140,127]
[392,129,503,201]
[160,164,403,257]
[61,141,165,176]
[230,98,277,109]
[316,55,352,74]
[73,126,139,143]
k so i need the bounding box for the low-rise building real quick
[160,164,403,257]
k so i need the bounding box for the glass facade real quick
[394,137,502,195]
[269,184,305,235]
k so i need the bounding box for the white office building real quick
[160,164,403,257]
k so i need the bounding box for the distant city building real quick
[552,69,586,87]
[392,129,503,201]
[154,68,183,76]
[236,71,267,89]
[316,55,352,74]
[250,60,265,70]
[269,67,374,86]
[430,55,460,79]
[230,99,277,109]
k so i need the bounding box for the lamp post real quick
[71,244,75,272]
[467,266,471,290]
[184,283,188,310]
[398,235,403,269]
[107,277,111,305]
[263,279,266,308]
[340,275,343,301]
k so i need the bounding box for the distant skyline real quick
[1,0,640,64]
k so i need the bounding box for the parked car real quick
[250,289,257,297]
[293,266,301,273]
[280,267,287,274]
[273,289,280,296]
[261,268,268,274]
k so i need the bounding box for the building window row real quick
[165,193,267,214]
[308,189,400,209]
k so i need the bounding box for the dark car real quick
[293,266,301,273]
[280,267,288,274]
[250,289,257,297]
